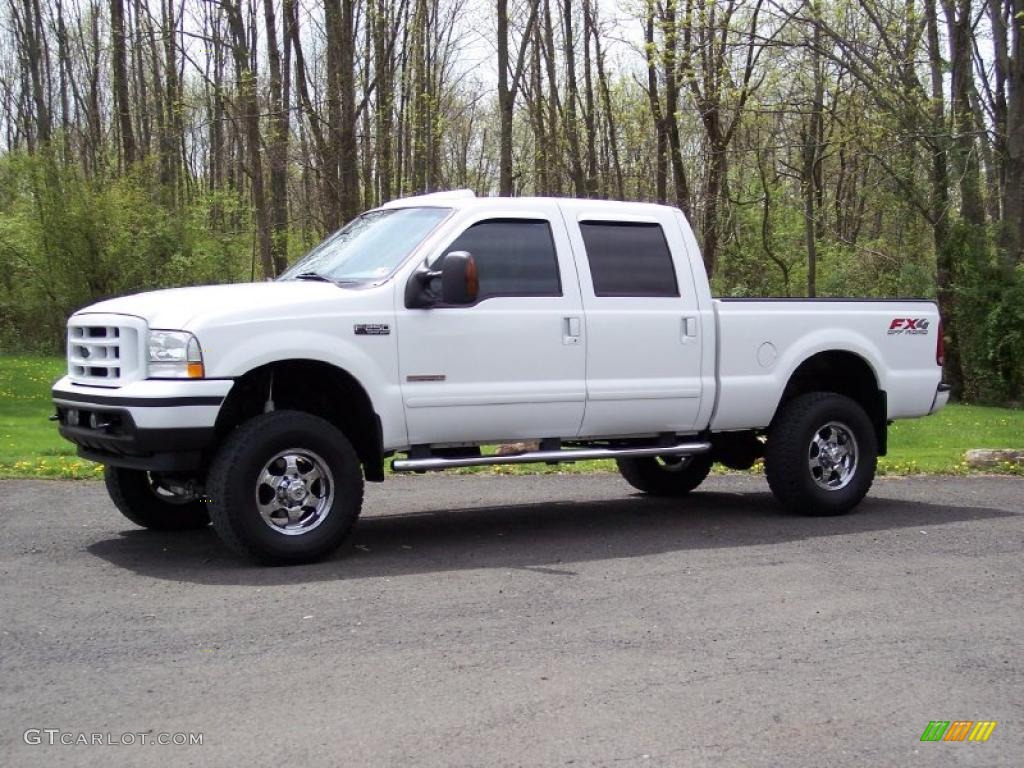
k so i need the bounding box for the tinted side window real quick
[579,222,679,297]
[445,219,561,299]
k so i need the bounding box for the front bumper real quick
[52,376,233,471]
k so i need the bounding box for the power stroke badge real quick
[354,323,391,336]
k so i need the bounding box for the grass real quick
[1,355,1022,480]
[0,356,103,478]
[878,405,1024,475]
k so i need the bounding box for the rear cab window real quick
[578,221,680,297]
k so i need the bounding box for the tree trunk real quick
[222,0,273,279]
[110,0,136,165]
[132,0,151,157]
[997,0,1024,268]
[323,0,344,228]
[541,0,562,194]
[589,2,623,198]
[925,0,964,395]
[264,0,289,274]
[373,0,394,203]
[943,0,986,227]
[497,0,538,196]
[703,142,725,278]
[529,24,548,193]
[644,9,667,204]
[160,0,181,203]
[660,0,691,216]
[581,0,598,195]
[562,0,587,196]
[338,0,357,221]
[21,0,50,144]
[497,0,514,195]
[803,16,824,296]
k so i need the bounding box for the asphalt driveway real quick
[1,474,1021,766]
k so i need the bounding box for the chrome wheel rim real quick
[255,448,334,536]
[808,421,858,491]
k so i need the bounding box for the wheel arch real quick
[772,350,888,455]
[214,359,385,481]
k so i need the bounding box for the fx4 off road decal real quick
[888,318,931,336]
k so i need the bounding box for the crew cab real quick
[52,191,949,564]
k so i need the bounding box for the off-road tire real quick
[765,392,877,516]
[206,410,364,565]
[104,467,210,530]
[616,453,714,496]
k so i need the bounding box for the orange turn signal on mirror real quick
[466,255,479,299]
[187,362,205,378]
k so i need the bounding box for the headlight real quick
[147,330,204,379]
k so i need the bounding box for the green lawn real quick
[0,356,102,478]
[879,405,1024,474]
[1,355,1021,479]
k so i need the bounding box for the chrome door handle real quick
[563,316,582,345]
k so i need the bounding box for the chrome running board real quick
[391,441,712,473]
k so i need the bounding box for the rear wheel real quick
[206,410,364,565]
[104,467,210,530]
[765,392,877,516]
[616,453,713,497]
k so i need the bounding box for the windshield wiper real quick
[290,271,369,287]
[292,271,335,283]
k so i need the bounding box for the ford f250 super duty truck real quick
[52,190,949,564]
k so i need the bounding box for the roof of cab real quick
[377,189,679,215]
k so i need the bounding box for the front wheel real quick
[104,467,210,530]
[616,453,714,496]
[765,392,877,516]
[206,410,364,565]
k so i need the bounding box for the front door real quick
[396,212,586,446]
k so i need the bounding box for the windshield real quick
[279,207,451,283]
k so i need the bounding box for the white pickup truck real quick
[52,191,949,564]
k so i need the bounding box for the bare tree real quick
[497,0,538,194]
[221,0,273,278]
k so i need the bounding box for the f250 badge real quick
[888,318,930,336]
[354,323,390,336]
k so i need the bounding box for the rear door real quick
[561,204,705,437]
[396,211,586,445]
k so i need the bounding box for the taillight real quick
[936,318,945,367]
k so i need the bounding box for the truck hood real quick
[74,281,354,330]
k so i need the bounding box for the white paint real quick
[757,342,777,369]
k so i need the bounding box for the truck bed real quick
[709,298,943,432]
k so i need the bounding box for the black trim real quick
[76,448,204,472]
[59,422,214,454]
[930,383,951,414]
[53,390,224,407]
[54,402,216,472]
[874,391,888,457]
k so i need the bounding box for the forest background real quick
[0,0,1022,401]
